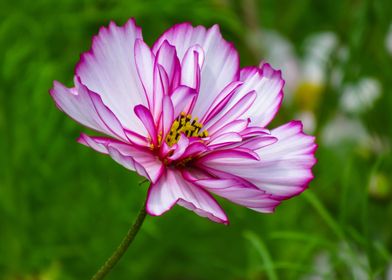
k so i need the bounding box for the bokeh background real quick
[1,0,392,279]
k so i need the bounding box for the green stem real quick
[91,201,147,280]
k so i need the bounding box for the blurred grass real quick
[1,0,392,279]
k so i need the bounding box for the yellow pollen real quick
[166,112,208,146]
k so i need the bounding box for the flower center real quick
[166,112,208,146]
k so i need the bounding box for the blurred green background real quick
[1,0,392,279]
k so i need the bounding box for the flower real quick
[50,19,317,224]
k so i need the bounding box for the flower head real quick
[50,19,317,224]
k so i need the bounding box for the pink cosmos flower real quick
[50,19,317,224]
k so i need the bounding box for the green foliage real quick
[1,0,391,279]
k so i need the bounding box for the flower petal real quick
[134,39,155,109]
[236,63,284,127]
[146,169,228,224]
[78,134,164,183]
[155,40,181,92]
[134,105,158,146]
[204,91,257,134]
[208,132,243,148]
[50,77,128,141]
[75,19,147,134]
[170,86,197,118]
[153,23,239,118]
[180,45,203,92]
[168,133,189,160]
[161,95,174,139]
[200,121,317,199]
[192,178,280,213]
[201,81,243,124]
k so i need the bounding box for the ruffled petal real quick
[134,105,158,146]
[170,86,197,118]
[155,40,181,92]
[203,91,256,134]
[134,39,155,110]
[78,134,164,183]
[50,77,128,141]
[199,121,317,199]
[146,169,228,224]
[180,45,203,92]
[153,23,239,118]
[237,63,284,127]
[191,177,280,213]
[75,19,147,134]
[201,81,243,124]
[208,132,243,148]
[161,95,174,139]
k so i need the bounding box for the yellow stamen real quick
[166,112,208,146]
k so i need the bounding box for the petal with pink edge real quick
[180,45,203,92]
[134,105,158,146]
[236,63,284,127]
[75,19,147,135]
[170,86,197,118]
[204,91,257,134]
[193,178,280,213]
[78,134,163,183]
[146,169,228,224]
[50,77,128,141]
[199,121,317,199]
[155,40,181,91]
[153,23,239,118]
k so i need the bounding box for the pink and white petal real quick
[135,39,155,109]
[225,135,277,151]
[211,119,249,138]
[134,105,158,146]
[238,136,277,150]
[50,77,128,141]
[146,169,228,224]
[201,81,243,124]
[153,23,239,118]
[77,134,123,154]
[75,19,147,134]
[208,132,242,148]
[161,95,174,139]
[78,134,164,183]
[200,121,317,199]
[240,126,270,138]
[180,46,202,92]
[170,86,197,117]
[180,142,209,159]
[124,129,149,147]
[193,178,280,213]
[236,63,284,127]
[204,91,257,135]
[155,40,181,91]
[198,149,260,164]
[151,64,167,121]
[168,133,189,160]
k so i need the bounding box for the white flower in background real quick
[387,261,392,280]
[322,114,390,156]
[340,78,381,114]
[302,32,338,86]
[300,251,334,280]
[386,23,392,55]
[338,242,369,280]
[321,114,369,147]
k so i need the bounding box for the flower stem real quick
[91,201,147,280]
